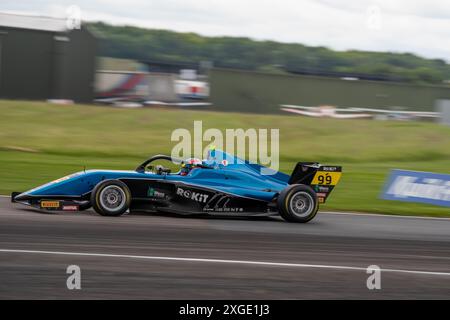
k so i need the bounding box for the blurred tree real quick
[88,22,450,85]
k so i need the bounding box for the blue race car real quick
[11,150,342,223]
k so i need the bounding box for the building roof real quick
[0,12,68,32]
[139,59,199,73]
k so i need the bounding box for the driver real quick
[180,158,203,176]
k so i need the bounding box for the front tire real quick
[91,180,131,216]
[277,184,318,223]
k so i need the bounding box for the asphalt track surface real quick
[0,197,449,299]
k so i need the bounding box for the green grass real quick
[1,100,449,217]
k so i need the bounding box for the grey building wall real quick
[0,25,96,102]
[0,28,54,100]
[52,28,97,102]
[210,68,450,113]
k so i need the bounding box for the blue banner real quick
[381,169,450,207]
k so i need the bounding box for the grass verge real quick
[1,100,449,217]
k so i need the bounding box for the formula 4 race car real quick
[11,150,342,223]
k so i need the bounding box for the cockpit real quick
[135,155,213,176]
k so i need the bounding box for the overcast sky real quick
[1,0,450,61]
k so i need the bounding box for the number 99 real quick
[318,175,332,185]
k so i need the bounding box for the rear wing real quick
[289,162,342,203]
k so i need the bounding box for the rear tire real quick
[277,184,318,223]
[91,180,131,216]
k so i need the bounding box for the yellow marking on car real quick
[312,171,342,186]
[40,201,60,208]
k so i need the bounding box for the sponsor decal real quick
[321,166,339,172]
[52,172,83,184]
[40,200,60,208]
[381,169,450,207]
[314,185,331,193]
[51,176,72,184]
[26,172,83,194]
[176,187,209,203]
[62,205,79,211]
[203,207,243,213]
[221,159,228,166]
[147,187,166,199]
[316,192,327,198]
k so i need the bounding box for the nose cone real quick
[11,192,31,202]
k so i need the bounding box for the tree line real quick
[88,22,450,85]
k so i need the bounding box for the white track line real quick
[321,211,450,221]
[1,249,449,277]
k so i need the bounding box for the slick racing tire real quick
[277,184,318,223]
[91,180,131,216]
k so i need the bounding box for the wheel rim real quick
[99,185,126,212]
[289,191,314,218]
